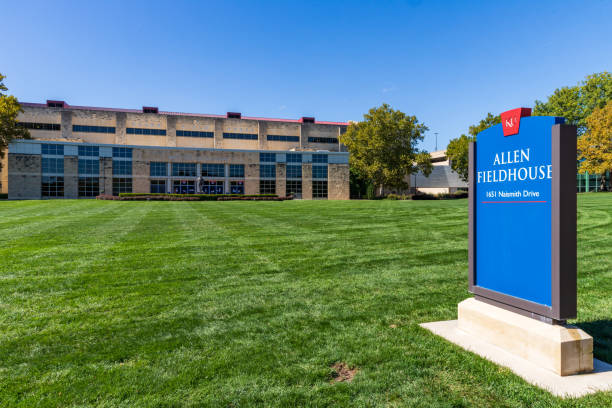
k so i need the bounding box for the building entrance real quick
[173,180,195,194]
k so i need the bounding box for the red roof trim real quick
[19,102,348,126]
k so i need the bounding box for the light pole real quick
[435,132,438,151]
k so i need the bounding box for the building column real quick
[328,163,350,200]
[64,156,79,199]
[276,163,286,197]
[245,163,259,194]
[166,115,177,147]
[115,112,127,145]
[214,119,224,149]
[302,163,313,199]
[100,157,113,195]
[132,159,149,194]
[61,110,73,140]
[258,121,268,150]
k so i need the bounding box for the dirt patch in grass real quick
[330,362,358,383]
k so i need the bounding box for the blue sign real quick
[473,114,564,308]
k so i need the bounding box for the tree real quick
[0,73,30,170]
[577,101,612,191]
[534,72,612,133]
[339,104,431,192]
[446,113,500,182]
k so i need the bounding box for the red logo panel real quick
[501,108,531,136]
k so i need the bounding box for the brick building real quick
[1,100,350,199]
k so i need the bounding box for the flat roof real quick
[20,102,349,126]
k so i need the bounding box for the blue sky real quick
[1,0,611,151]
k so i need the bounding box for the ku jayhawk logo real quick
[501,107,532,136]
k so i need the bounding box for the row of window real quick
[176,130,214,138]
[267,135,299,142]
[150,162,245,178]
[126,128,166,136]
[151,179,246,195]
[308,137,338,144]
[19,122,60,131]
[41,177,327,197]
[223,132,258,140]
[73,125,116,134]
[40,144,131,158]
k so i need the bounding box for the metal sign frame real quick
[468,123,577,323]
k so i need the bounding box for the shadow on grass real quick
[576,319,612,364]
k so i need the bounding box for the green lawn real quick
[0,195,610,407]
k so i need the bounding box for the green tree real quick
[446,113,500,182]
[577,101,612,190]
[340,104,431,192]
[534,72,612,133]
[0,73,30,170]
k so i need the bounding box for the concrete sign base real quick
[420,299,612,398]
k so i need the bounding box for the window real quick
[172,163,197,177]
[230,181,244,194]
[42,176,64,197]
[260,153,276,162]
[112,147,132,158]
[126,128,166,136]
[229,164,244,178]
[78,177,99,197]
[267,135,299,142]
[113,160,132,176]
[42,158,64,174]
[78,145,99,157]
[260,164,276,179]
[173,180,196,194]
[201,163,224,177]
[312,154,328,163]
[113,178,132,195]
[286,153,302,163]
[309,137,338,144]
[177,130,214,138]
[73,125,116,133]
[286,165,302,179]
[223,132,257,140]
[150,179,167,193]
[150,162,168,177]
[18,122,60,131]
[259,180,275,194]
[41,144,64,155]
[312,165,328,179]
[286,180,302,196]
[313,180,328,198]
[78,159,99,175]
[200,180,224,194]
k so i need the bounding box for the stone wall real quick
[328,163,350,200]
[8,154,41,199]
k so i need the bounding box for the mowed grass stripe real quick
[0,196,610,407]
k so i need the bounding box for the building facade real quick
[1,100,350,199]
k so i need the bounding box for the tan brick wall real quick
[276,163,286,197]
[328,163,350,200]
[302,163,313,199]
[8,154,41,199]
[64,156,79,199]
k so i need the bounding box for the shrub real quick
[411,190,468,200]
[0,193,7,200]
[386,193,410,200]
[98,193,292,202]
